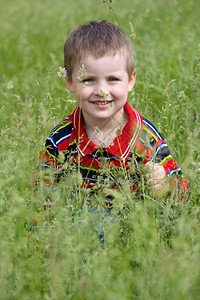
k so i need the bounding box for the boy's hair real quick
[64,20,135,81]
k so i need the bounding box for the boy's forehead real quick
[75,54,124,67]
[74,49,127,67]
[71,53,129,79]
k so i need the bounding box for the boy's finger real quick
[145,161,153,169]
[149,175,166,187]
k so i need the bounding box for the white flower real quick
[57,67,67,78]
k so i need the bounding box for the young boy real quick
[40,20,189,202]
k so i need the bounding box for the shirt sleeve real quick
[40,136,62,169]
[36,114,76,188]
[38,136,63,186]
[140,117,189,200]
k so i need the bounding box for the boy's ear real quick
[128,71,136,92]
[65,77,74,93]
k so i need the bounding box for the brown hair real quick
[64,20,135,81]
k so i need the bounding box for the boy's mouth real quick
[92,100,113,105]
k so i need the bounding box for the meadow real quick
[0,0,200,298]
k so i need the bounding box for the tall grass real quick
[0,0,200,298]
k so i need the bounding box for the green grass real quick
[0,0,200,299]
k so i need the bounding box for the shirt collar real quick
[72,102,143,160]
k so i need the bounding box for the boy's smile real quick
[66,53,136,130]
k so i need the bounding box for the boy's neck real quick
[83,109,129,148]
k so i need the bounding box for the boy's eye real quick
[108,77,119,82]
[82,78,93,83]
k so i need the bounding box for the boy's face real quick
[66,53,136,127]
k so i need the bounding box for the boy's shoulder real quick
[50,115,73,137]
[46,108,79,149]
[126,102,163,141]
[137,114,165,154]
[142,116,164,143]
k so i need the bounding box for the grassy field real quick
[0,0,200,299]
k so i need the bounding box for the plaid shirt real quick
[39,102,189,200]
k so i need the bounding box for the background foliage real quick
[0,0,200,299]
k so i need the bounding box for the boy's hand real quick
[144,161,170,197]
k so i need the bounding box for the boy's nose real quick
[94,83,109,97]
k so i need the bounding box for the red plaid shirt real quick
[39,102,189,200]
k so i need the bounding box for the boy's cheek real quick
[77,89,90,100]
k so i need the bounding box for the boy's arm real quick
[144,158,189,201]
[31,136,63,203]
[39,136,62,182]
[140,117,189,201]
[144,161,167,190]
